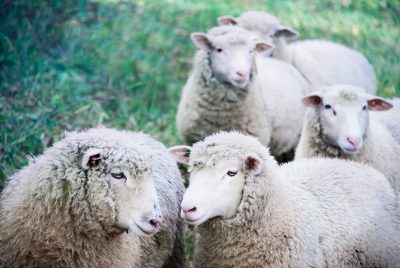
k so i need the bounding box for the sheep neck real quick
[272,38,294,64]
[195,50,252,109]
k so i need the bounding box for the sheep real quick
[295,85,400,192]
[176,25,309,161]
[170,131,400,267]
[218,11,377,94]
[0,127,185,268]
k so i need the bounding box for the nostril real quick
[236,71,244,77]
[149,219,161,228]
[189,206,197,213]
[183,206,197,214]
[347,137,359,146]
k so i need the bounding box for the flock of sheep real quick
[0,10,399,268]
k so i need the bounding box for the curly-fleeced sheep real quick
[218,11,377,94]
[0,127,185,268]
[295,85,400,192]
[172,131,400,267]
[176,25,309,161]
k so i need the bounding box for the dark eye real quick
[227,170,238,177]
[216,48,223,53]
[362,105,367,111]
[111,172,126,180]
[324,104,331,110]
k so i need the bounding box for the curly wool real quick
[0,127,185,268]
[190,131,400,267]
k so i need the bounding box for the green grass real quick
[0,0,399,261]
[1,0,399,182]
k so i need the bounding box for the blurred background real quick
[0,0,399,186]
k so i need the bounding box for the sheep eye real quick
[362,105,367,111]
[111,172,126,180]
[324,104,331,110]
[227,170,238,177]
[216,48,223,53]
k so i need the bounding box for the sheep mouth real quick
[184,213,207,225]
[340,146,361,155]
[135,223,159,235]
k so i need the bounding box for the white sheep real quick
[295,85,400,192]
[170,131,400,267]
[176,25,309,161]
[218,11,377,94]
[0,127,185,268]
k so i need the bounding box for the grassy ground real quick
[0,0,399,261]
[1,0,399,182]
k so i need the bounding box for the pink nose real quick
[347,137,360,147]
[182,206,197,216]
[236,71,247,78]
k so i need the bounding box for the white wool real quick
[186,131,400,267]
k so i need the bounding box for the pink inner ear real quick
[302,95,322,107]
[245,155,262,175]
[168,146,191,165]
[88,153,101,167]
[368,98,393,111]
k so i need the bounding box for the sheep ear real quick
[254,42,274,53]
[245,154,263,176]
[217,15,238,26]
[82,148,102,170]
[168,145,191,166]
[367,96,393,111]
[276,25,299,40]
[302,92,323,107]
[191,33,212,50]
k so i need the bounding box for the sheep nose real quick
[149,217,162,228]
[236,71,246,78]
[346,137,360,147]
[182,206,197,215]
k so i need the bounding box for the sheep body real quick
[189,131,400,267]
[0,127,185,268]
[284,40,377,93]
[295,86,400,192]
[220,11,377,93]
[177,26,308,158]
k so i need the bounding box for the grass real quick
[1,0,399,182]
[0,0,399,261]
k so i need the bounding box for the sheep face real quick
[180,158,244,225]
[191,27,272,89]
[302,86,393,154]
[217,11,299,46]
[180,154,262,225]
[82,147,162,237]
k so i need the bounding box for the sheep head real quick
[218,11,299,45]
[59,134,163,238]
[302,85,393,154]
[175,131,272,226]
[191,25,273,89]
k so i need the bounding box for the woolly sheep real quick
[295,85,400,192]
[170,131,400,267]
[218,11,377,94]
[0,127,185,268]
[176,25,309,161]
